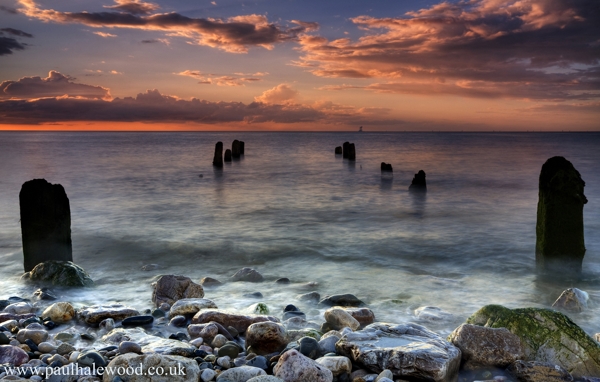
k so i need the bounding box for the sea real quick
[0,131,599,339]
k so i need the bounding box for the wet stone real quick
[275,278,290,284]
[200,277,222,287]
[246,355,268,370]
[169,315,188,327]
[283,311,306,321]
[298,336,319,359]
[0,333,9,345]
[318,294,364,307]
[231,268,264,282]
[33,288,57,301]
[118,341,142,354]
[297,292,320,302]
[245,292,264,299]
[77,350,107,368]
[122,315,154,327]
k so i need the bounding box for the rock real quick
[102,353,200,382]
[409,170,427,192]
[169,298,218,318]
[245,322,288,355]
[211,334,228,348]
[315,356,352,377]
[247,355,268,370]
[99,318,115,331]
[56,342,75,355]
[0,345,29,366]
[77,350,107,368]
[318,294,364,307]
[224,149,232,162]
[0,332,10,345]
[19,179,73,272]
[247,377,284,382]
[170,315,187,327]
[16,328,48,345]
[232,140,241,158]
[318,335,339,356]
[298,292,320,302]
[141,263,160,271]
[348,143,356,161]
[298,336,320,359]
[188,323,219,340]
[245,292,264,299]
[151,275,205,307]
[217,355,231,368]
[118,341,142,354]
[37,341,56,353]
[448,323,524,369]
[552,288,589,312]
[201,368,217,381]
[231,267,264,282]
[344,308,374,328]
[218,343,240,359]
[536,156,587,274]
[336,322,461,382]
[325,308,360,331]
[79,304,140,325]
[42,302,74,324]
[3,302,34,315]
[253,303,269,315]
[381,163,392,172]
[102,327,196,356]
[122,315,154,327]
[342,142,350,158]
[33,287,58,300]
[192,310,279,333]
[213,141,223,167]
[282,311,305,321]
[22,260,93,287]
[375,369,393,381]
[414,306,453,322]
[217,365,266,381]
[46,365,92,382]
[274,349,333,382]
[201,277,222,287]
[275,278,290,284]
[467,304,600,377]
[508,360,574,381]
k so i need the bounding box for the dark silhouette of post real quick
[409,170,427,192]
[342,142,350,158]
[232,140,241,158]
[335,146,342,155]
[348,143,356,161]
[240,141,245,155]
[536,156,587,275]
[224,149,232,162]
[20,179,73,272]
[213,142,223,167]
[381,162,393,172]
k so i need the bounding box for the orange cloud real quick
[298,0,600,102]
[17,0,316,53]
[254,84,298,104]
[0,71,110,100]
[177,70,263,86]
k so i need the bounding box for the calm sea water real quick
[0,132,599,337]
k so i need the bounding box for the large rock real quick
[552,288,589,312]
[318,294,364,307]
[536,156,587,274]
[0,345,29,366]
[324,308,359,331]
[213,141,223,167]
[102,327,196,356]
[335,322,461,382]
[151,275,204,307]
[245,321,288,355]
[467,304,600,377]
[19,179,73,272]
[192,309,279,333]
[345,307,375,328]
[274,349,333,382]
[169,298,218,317]
[42,302,75,323]
[231,267,264,282]
[79,304,140,325]
[16,327,49,344]
[409,170,427,192]
[508,360,574,382]
[315,356,352,377]
[21,260,93,287]
[217,365,266,381]
[448,323,524,369]
[102,352,200,382]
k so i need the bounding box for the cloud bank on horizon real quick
[0,0,598,130]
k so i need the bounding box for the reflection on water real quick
[0,132,599,337]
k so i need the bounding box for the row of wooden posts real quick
[213,140,245,167]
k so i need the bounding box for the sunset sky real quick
[1,0,598,131]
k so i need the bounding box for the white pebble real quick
[69,351,80,363]
[37,342,56,353]
[200,368,216,381]
[217,355,231,369]
[190,337,204,347]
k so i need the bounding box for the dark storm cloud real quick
[1,28,33,38]
[298,0,600,101]
[0,28,33,55]
[0,6,18,14]
[18,0,317,53]
[0,71,110,99]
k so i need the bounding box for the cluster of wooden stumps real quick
[334,142,356,160]
[213,139,245,168]
[17,155,588,277]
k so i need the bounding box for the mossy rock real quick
[467,304,600,377]
[254,303,270,315]
[21,260,93,287]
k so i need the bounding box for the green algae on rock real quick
[466,304,600,378]
[536,156,587,275]
[21,260,93,287]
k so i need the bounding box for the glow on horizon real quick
[0,0,598,131]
